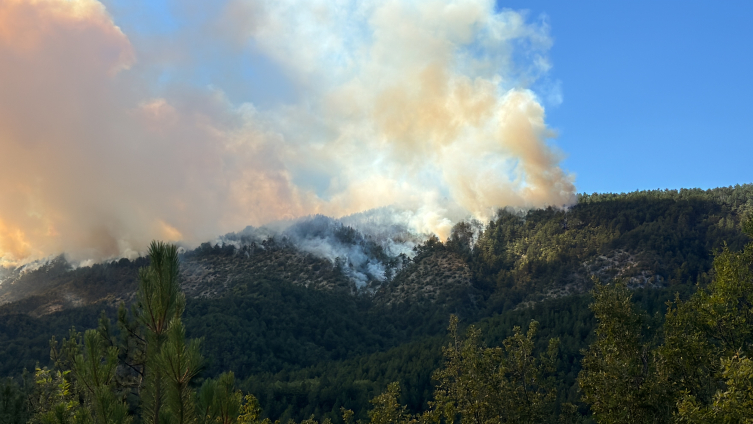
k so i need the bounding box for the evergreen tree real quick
[367,382,415,424]
[55,329,131,424]
[665,220,753,422]
[424,315,561,423]
[197,372,244,424]
[34,242,205,424]
[578,281,669,423]
[0,375,31,424]
[28,368,87,424]
[136,242,191,424]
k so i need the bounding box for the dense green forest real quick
[1,186,753,423]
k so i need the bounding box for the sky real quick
[0,0,750,264]
[103,0,753,195]
[500,0,753,194]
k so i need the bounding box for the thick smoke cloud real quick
[0,0,575,266]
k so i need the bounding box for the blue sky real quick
[500,0,753,194]
[106,0,753,195]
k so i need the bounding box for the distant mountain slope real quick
[0,243,351,317]
[1,185,751,318]
[1,185,752,423]
[374,247,474,306]
[180,241,354,297]
[0,257,144,316]
[472,186,752,311]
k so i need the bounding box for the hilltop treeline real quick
[1,185,753,423]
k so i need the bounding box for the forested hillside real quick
[1,185,752,423]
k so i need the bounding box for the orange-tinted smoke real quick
[0,0,576,265]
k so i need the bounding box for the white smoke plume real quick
[217,208,432,288]
[0,0,575,266]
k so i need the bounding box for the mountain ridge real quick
[2,185,752,318]
[2,185,753,422]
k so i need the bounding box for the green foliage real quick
[0,375,30,424]
[474,186,752,311]
[661,221,753,422]
[580,215,753,423]
[3,187,753,423]
[675,353,753,423]
[367,383,415,424]
[237,394,265,424]
[53,328,131,424]
[578,281,669,423]
[132,242,201,424]
[196,371,271,424]
[239,290,686,423]
[137,241,184,339]
[196,372,267,424]
[183,281,443,379]
[28,368,88,424]
[428,316,560,424]
[0,306,115,377]
[24,242,210,424]
[198,372,243,424]
[159,320,203,424]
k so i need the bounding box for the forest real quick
[1,185,753,423]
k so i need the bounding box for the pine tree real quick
[136,242,187,424]
[63,329,131,424]
[133,242,202,424]
[0,375,31,424]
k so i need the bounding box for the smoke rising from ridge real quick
[218,211,425,289]
[0,0,575,266]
